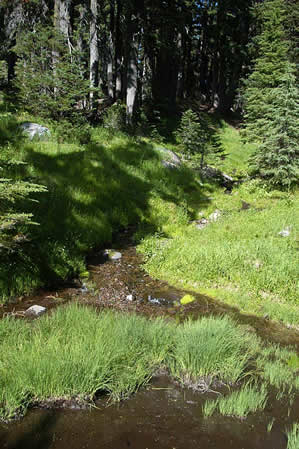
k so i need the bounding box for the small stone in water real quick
[25,305,47,316]
[104,249,122,260]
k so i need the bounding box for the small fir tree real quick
[176,109,209,168]
[243,0,299,188]
[176,109,225,168]
[0,113,47,252]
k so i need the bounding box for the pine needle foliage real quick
[0,113,46,252]
[176,109,209,167]
[14,26,91,122]
[243,0,299,188]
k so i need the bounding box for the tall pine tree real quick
[243,0,298,188]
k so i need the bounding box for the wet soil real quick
[1,230,298,448]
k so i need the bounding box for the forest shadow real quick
[19,136,211,285]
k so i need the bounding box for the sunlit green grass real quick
[0,304,173,420]
[168,315,260,385]
[139,184,299,325]
[0,304,298,422]
[287,423,299,449]
[215,120,256,176]
[203,383,268,418]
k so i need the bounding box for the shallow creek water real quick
[1,232,298,448]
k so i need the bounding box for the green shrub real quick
[102,102,126,132]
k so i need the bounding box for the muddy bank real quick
[2,230,299,350]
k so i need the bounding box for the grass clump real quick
[256,345,299,392]
[0,304,173,420]
[203,383,267,418]
[286,423,299,449]
[168,315,259,387]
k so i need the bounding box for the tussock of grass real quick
[203,384,268,418]
[287,423,299,449]
[168,315,259,386]
[0,304,297,421]
[256,346,299,392]
[0,304,173,420]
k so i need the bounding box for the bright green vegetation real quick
[139,181,299,326]
[216,120,256,177]
[257,345,299,392]
[0,304,173,420]
[0,305,298,422]
[203,384,268,418]
[168,316,259,385]
[287,423,299,449]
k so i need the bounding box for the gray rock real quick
[200,165,234,187]
[79,283,89,294]
[209,209,221,222]
[21,122,50,140]
[155,147,182,168]
[104,249,122,260]
[161,160,179,170]
[25,305,47,316]
[278,227,291,237]
[195,218,208,229]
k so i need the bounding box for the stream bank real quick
[0,231,298,449]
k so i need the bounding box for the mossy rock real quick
[180,294,196,305]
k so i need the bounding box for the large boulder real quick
[21,122,51,140]
[155,147,182,169]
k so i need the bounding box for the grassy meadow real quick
[138,121,299,327]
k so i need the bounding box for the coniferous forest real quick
[0,2,299,447]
